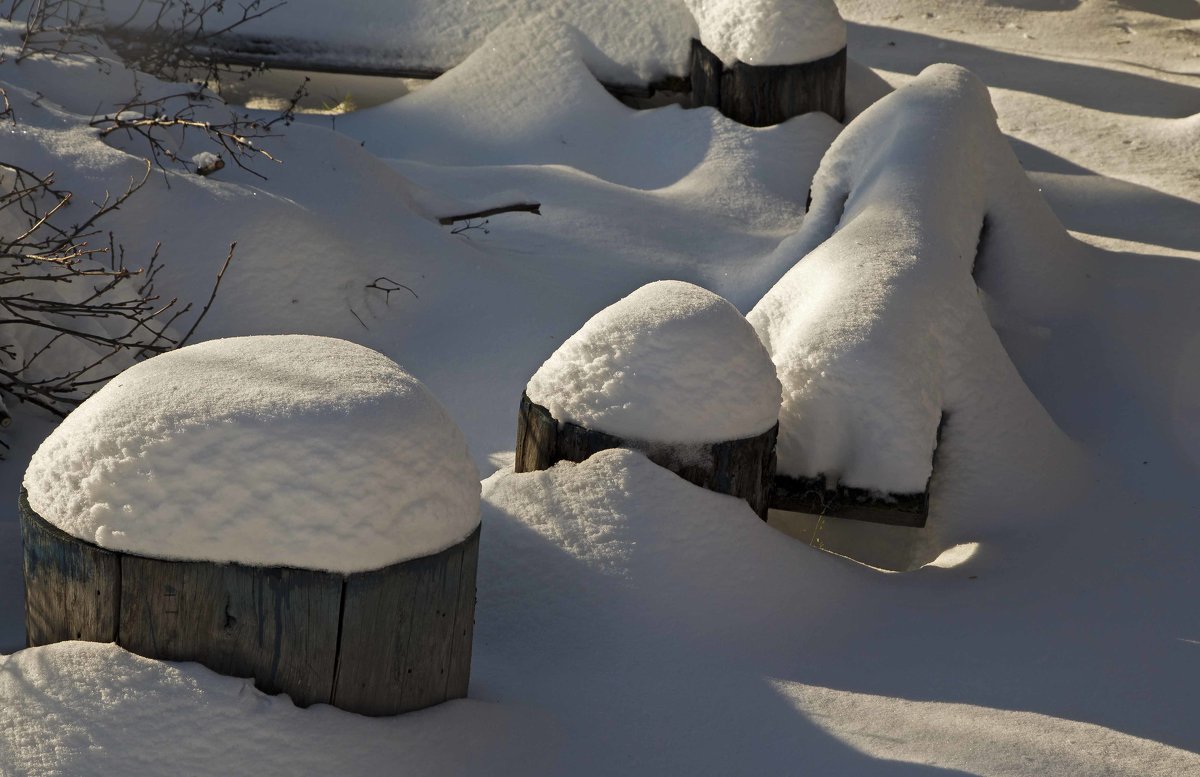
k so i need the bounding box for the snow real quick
[22,336,480,572]
[190,150,221,172]
[526,280,781,443]
[749,63,1080,497]
[685,0,847,66]
[4,450,1197,775]
[1,0,1199,773]
[103,0,702,86]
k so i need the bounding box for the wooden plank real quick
[690,39,846,125]
[118,554,342,708]
[20,494,120,646]
[333,526,479,716]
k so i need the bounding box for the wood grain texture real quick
[516,393,778,519]
[20,491,119,646]
[333,526,480,716]
[22,496,480,715]
[118,554,343,708]
[690,39,846,125]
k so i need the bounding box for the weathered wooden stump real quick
[20,489,479,716]
[690,39,847,125]
[515,393,778,519]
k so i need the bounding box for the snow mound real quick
[23,335,480,573]
[685,0,846,66]
[0,641,545,776]
[749,64,1080,496]
[526,281,781,443]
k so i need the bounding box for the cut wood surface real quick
[515,393,777,519]
[20,495,479,716]
[689,40,846,125]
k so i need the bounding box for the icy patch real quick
[685,0,846,66]
[527,281,781,444]
[24,335,480,572]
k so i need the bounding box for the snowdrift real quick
[750,65,1084,523]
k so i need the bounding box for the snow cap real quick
[23,335,481,573]
[526,280,781,444]
[686,0,846,66]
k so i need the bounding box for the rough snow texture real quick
[23,336,480,572]
[749,64,1080,494]
[526,281,781,444]
[685,0,846,66]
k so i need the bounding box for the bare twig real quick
[365,276,417,304]
[437,202,542,226]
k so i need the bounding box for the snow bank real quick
[23,336,480,572]
[526,281,781,443]
[0,641,546,777]
[749,64,1081,495]
[685,0,846,66]
[102,0,701,86]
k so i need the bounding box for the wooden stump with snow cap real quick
[20,336,481,716]
[515,281,781,519]
[688,1,848,125]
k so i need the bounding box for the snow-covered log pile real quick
[520,280,781,517]
[750,64,1081,531]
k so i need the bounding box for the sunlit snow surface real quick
[1,0,1199,773]
[23,336,480,572]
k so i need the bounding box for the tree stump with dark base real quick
[689,39,847,125]
[515,393,778,519]
[20,489,479,716]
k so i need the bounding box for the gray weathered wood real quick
[516,393,778,519]
[333,526,480,716]
[118,553,343,707]
[22,495,480,715]
[20,490,120,646]
[690,39,846,125]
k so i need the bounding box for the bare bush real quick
[0,0,286,442]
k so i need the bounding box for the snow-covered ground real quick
[2,0,1198,774]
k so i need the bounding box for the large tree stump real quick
[20,490,479,716]
[515,393,778,519]
[690,39,846,125]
